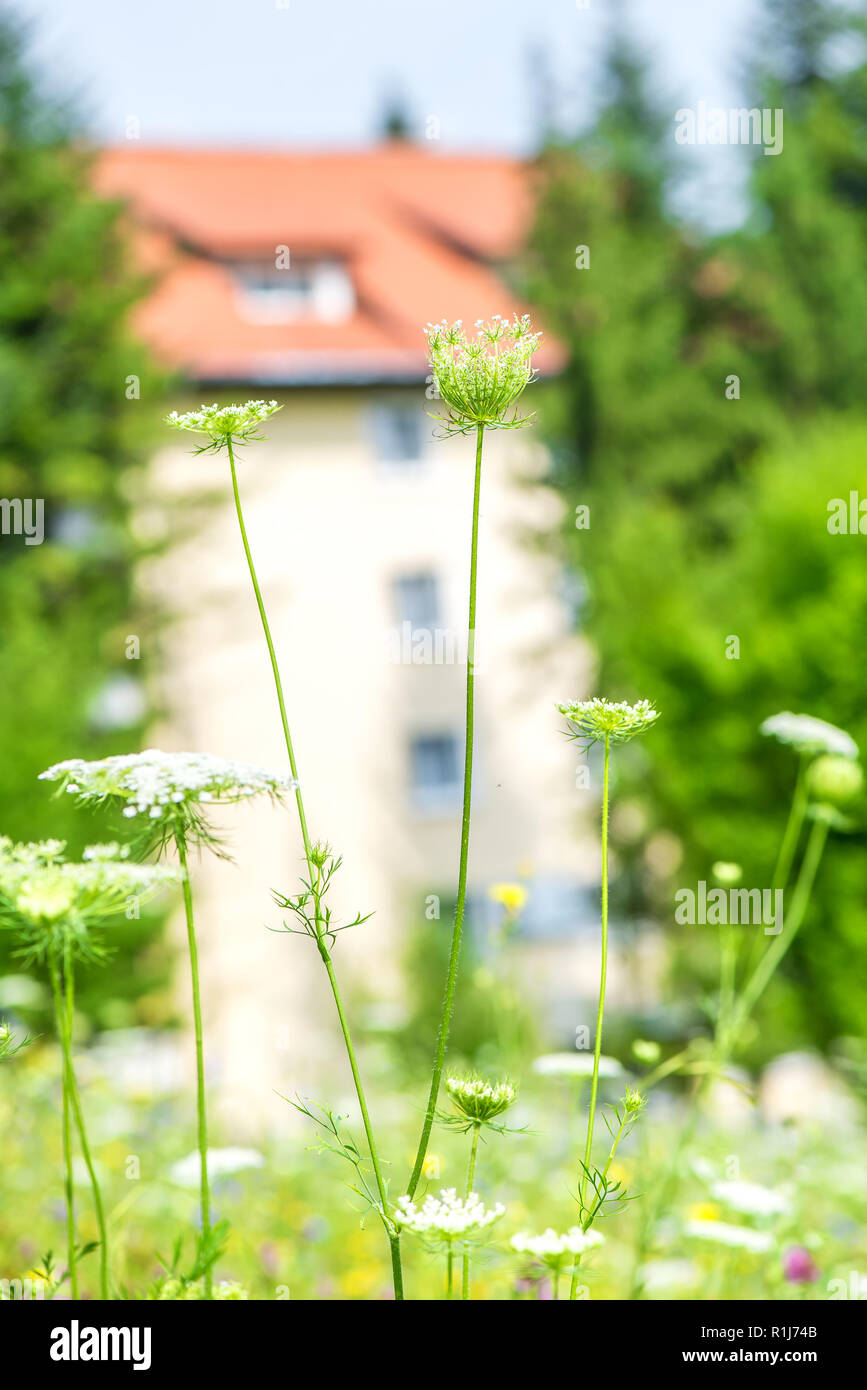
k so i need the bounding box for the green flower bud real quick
[807,755,864,807]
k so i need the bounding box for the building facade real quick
[97,145,601,1128]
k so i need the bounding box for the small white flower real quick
[558,696,659,750]
[760,712,858,759]
[169,1147,265,1188]
[40,749,297,825]
[511,1226,604,1269]
[165,400,281,449]
[424,315,541,434]
[394,1189,505,1244]
[532,1052,623,1079]
[684,1219,774,1253]
[709,1179,791,1219]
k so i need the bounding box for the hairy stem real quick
[461,1124,481,1300]
[571,733,611,1300]
[177,834,212,1298]
[408,422,485,1199]
[227,438,402,1298]
[49,954,78,1300]
[64,948,110,1299]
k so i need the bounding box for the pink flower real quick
[783,1246,818,1283]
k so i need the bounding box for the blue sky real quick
[15,0,762,224]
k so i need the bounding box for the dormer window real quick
[231,257,355,325]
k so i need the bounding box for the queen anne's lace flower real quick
[394,1189,505,1244]
[532,1052,623,1079]
[425,315,541,434]
[709,1179,791,1219]
[511,1227,604,1269]
[40,750,296,823]
[558,697,659,750]
[684,1219,774,1253]
[760,712,858,760]
[445,1076,516,1124]
[0,838,179,962]
[165,400,281,450]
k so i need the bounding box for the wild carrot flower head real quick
[510,1227,604,1270]
[760,711,858,760]
[165,400,281,452]
[558,697,659,752]
[424,314,541,434]
[40,750,296,852]
[394,1189,505,1246]
[0,838,179,964]
[445,1076,517,1125]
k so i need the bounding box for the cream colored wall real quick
[138,387,593,1133]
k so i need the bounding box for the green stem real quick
[732,815,829,1039]
[64,950,110,1299]
[461,1124,481,1301]
[320,948,403,1299]
[49,955,78,1300]
[408,422,485,1199]
[446,1243,455,1300]
[571,733,611,1301]
[773,753,809,892]
[580,734,611,1204]
[176,834,212,1298]
[227,438,403,1298]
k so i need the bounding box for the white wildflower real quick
[394,1188,505,1244]
[684,1219,774,1253]
[169,1147,265,1188]
[425,315,541,434]
[510,1227,604,1269]
[709,1179,791,1219]
[558,697,659,750]
[532,1052,623,1079]
[760,712,858,760]
[40,750,296,822]
[165,400,281,449]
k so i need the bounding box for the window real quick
[409,733,462,811]
[231,258,355,324]
[393,572,441,631]
[370,401,424,466]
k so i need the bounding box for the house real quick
[94,143,601,1130]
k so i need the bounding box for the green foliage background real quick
[523,0,867,1059]
[0,17,172,1029]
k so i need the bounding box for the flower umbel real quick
[40,750,296,852]
[760,711,858,760]
[0,837,179,964]
[394,1189,505,1246]
[165,400,281,452]
[558,697,660,752]
[511,1226,604,1271]
[425,315,541,434]
[445,1076,517,1125]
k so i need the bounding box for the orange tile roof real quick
[94,144,560,385]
